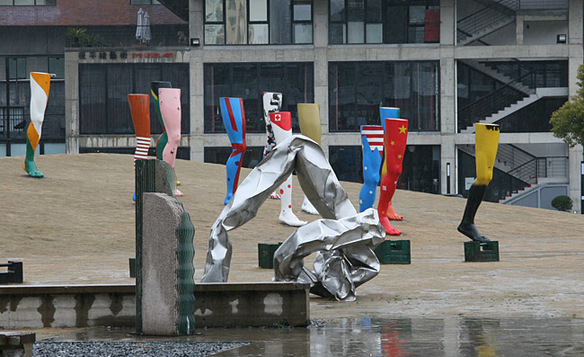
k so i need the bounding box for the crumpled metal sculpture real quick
[201,135,386,301]
[273,209,384,301]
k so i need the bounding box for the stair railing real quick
[458,70,537,132]
[457,0,519,44]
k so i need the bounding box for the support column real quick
[313,0,329,157]
[64,50,79,154]
[189,0,205,162]
[440,0,457,195]
[568,0,584,212]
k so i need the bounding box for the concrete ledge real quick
[194,282,310,327]
[0,282,310,329]
[0,332,36,357]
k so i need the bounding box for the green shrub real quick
[551,195,572,212]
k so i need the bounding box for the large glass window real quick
[79,63,189,135]
[328,144,440,195]
[1,56,65,143]
[48,56,64,79]
[457,60,568,133]
[330,0,439,44]
[0,107,25,139]
[329,146,362,182]
[8,58,26,79]
[204,62,314,133]
[205,0,312,45]
[204,146,264,168]
[400,145,440,193]
[329,61,439,132]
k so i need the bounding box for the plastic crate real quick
[464,241,499,262]
[374,240,411,264]
[258,243,282,269]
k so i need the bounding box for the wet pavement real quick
[33,317,584,356]
[3,155,584,355]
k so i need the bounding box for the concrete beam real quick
[0,282,310,329]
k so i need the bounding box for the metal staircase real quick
[459,143,569,204]
[460,87,568,133]
[457,0,519,46]
[459,143,537,184]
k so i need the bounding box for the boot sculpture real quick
[359,125,384,212]
[270,112,307,227]
[377,118,408,235]
[379,107,403,220]
[457,123,500,242]
[158,88,184,197]
[262,92,283,199]
[128,94,151,201]
[297,103,321,215]
[150,81,172,160]
[220,97,247,205]
[23,72,51,178]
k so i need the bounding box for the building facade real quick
[2,0,583,211]
[0,0,187,156]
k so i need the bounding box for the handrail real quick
[505,155,568,183]
[506,158,538,183]
[501,143,536,161]
[457,0,518,45]
[458,70,538,131]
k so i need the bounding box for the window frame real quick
[204,0,313,45]
[329,0,439,45]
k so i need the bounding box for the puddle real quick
[43,317,584,356]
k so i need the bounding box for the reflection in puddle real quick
[47,317,584,356]
[308,317,584,356]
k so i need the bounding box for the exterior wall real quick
[13,0,582,211]
[64,47,191,154]
[0,0,186,26]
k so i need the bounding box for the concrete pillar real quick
[64,50,79,154]
[567,0,584,213]
[440,1,457,194]
[189,0,205,162]
[142,192,195,335]
[313,0,329,157]
[440,0,456,46]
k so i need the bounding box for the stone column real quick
[141,192,195,335]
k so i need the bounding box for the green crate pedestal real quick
[464,241,499,262]
[258,243,282,269]
[374,240,411,264]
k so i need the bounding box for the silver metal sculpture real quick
[201,135,385,300]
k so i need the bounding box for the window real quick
[204,62,314,133]
[329,0,439,44]
[329,146,362,183]
[204,146,264,168]
[400,145,440,193]
[48,57,64,79]
[0,0,56,5]
[328,144,441,194]
[0,107,25,139]
[329,61,439,132]
[130,0,161,4]
[8,58,26,79]
[457,60,568,132]
[79,63,190,135]
[205,0,312,45]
